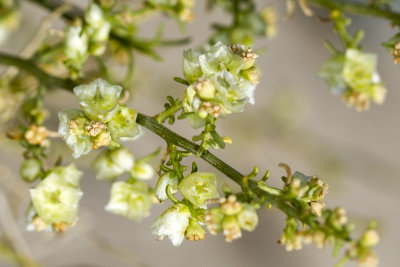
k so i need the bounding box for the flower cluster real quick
[318,49,386,111]
[152,171,218,245]
[28,164,83,232]
[92,146,156,221]
[146,0,195,23]
[283,171,329,216]
[182,42,259,128]
[208,0,275,46]
[64,3,111,77]
[58,79,140,158]
[205,195,259,242]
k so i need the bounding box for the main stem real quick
[0,51,302,220]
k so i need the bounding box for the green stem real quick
[0,51,306,221]
[307,0,400,25]
[154,101,183,123]
[0,52,76,89]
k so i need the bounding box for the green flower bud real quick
[205,207,224,234]
[360,229,380,248]
[73,79,122,121]
[179,172,218,207]
[68,117,88,136]
[222,215,242,242]
[92,147,134,182]
[237,204,258,232]
[185,218,206,241]
[107,104,140,141]
[91,130,111,149]
[20,158,41,182]
[152,204,191,246]
[105,181,152,222]
[193,78,216,100]
[30,164,83,224]
[155,172,179,201]
[65,25,89,62]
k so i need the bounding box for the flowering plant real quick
[3,0,399,266]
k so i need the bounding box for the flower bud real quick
[93,147,134,182]
[30,164,83,225]
[152,204,191,246]
[92,130,111,149]
[358,250,378,267]
[20,158,41,182]
[85,4,106,29]
[73,79,122,121]
[155,172,179,201]
[179,172,218,207]
[105,181,152,222]
[194,78,215,100]
[65,25,88,61]
[220,195,242,215]
[360,229,379,248]
[222,215,242,242]
[310,201,325,217]
[185,218,205,241]
[237,204,258,232]
[25,125,48,146]
[68,117,88,135]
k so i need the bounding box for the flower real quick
[155,172,179,201]
[236,204,258,232]
[178,172,218,207]
[318,48,386,111]
[92,147,134,181]
[73,79,122,121]
[58,79,141,158]
[185,218,206,241]
[30,164,83,225]
[130,162,154,180]
[105,181,152,222]
[152,203,191,246]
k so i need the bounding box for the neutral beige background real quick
[0,1,399,266]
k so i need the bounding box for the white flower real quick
[155,172,178,201]
[65,26,88,61]
[105,181,152,222]
[130,162,154,180]
[152,204,191,246]
[237,204,258,232]
[30,164,83,224]
[85,4,105,29]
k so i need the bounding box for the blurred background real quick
[0,0,399,266]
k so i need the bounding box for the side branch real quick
[307,0,400,24]
[0,52,75,89]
